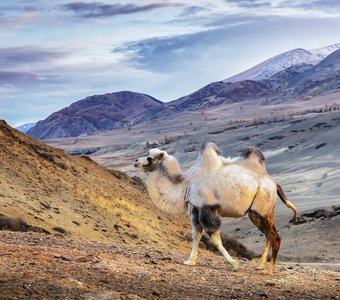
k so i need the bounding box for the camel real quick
[134,143,298,275]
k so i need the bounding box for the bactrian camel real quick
[134,143,298,275]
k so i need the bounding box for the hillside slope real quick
[0,120,189,248]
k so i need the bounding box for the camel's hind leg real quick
[248,211,271,270]
[184,206,203,266]
[268,223,281,276]
[248,206,281,275]
[199,205,239,271]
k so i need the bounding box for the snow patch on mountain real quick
[310,43,340,57]
[224,43,340,83]
[16,123,37,133]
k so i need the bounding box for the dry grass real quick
[0,120,191,250]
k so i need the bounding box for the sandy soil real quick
[0,231,339,300]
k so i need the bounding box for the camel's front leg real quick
[184,227,203,266]
[210,231,239,271]
[184,206,203,266]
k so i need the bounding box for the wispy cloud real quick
[178,5,211,17]
[0,46,66,68]
[0,71,65,86]
[61,1,181,18]
[0,71,38,85]
[113,18,255,72]
[296,0,340,11]
[0,46,70,87]
[226,0,272,8]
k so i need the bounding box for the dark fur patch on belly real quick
[199,204,221,235]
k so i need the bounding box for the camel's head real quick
[134,148,168,172]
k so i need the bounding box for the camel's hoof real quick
[231,260,239,271]
[267,269,274,276]
[183,260,196,266]
[255,265,266,270]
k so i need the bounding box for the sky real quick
[0,0,340,126]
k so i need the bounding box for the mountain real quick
[16,122,36,133]
[310,43,340,57]
[283,48,340,98]
[224,43,340,83]
[28,91,164,140]
[27,44,340,139]
[0,120,189,247]
[171,48,340,111]
[169,80,271,112]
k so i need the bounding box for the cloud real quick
[0,71,67,86]
[0,71,41,85]
[0,46,65,68]
[113,18,255,72]
[61,1,181,18]
[178,5,210,17]
[297,0,340,11]
[226,0,272,8]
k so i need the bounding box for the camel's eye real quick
[147,156,153,163]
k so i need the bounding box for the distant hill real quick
[15,122,36,133]
[28,91,164,139]
[0,120,189,247]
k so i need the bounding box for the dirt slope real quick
[0,120,190,249]
[0,231,338,300]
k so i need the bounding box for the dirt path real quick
[0,232,339,299]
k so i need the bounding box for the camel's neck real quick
[146,170,187,214]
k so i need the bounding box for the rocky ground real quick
[0,231,339,300]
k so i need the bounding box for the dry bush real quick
[0,215,49,234]
[108,169,146,192]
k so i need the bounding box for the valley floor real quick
[0,231,338,299]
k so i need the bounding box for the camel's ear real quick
[157,152,166,160]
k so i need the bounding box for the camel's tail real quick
[277,183,298,223]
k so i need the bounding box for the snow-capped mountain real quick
[15,122,37,133]
[310,43,340,58]
[224,43,340,83]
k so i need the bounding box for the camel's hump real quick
[240,146,265,162]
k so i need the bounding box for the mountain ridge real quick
[223,43,340,83]
[27,44,340,139]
